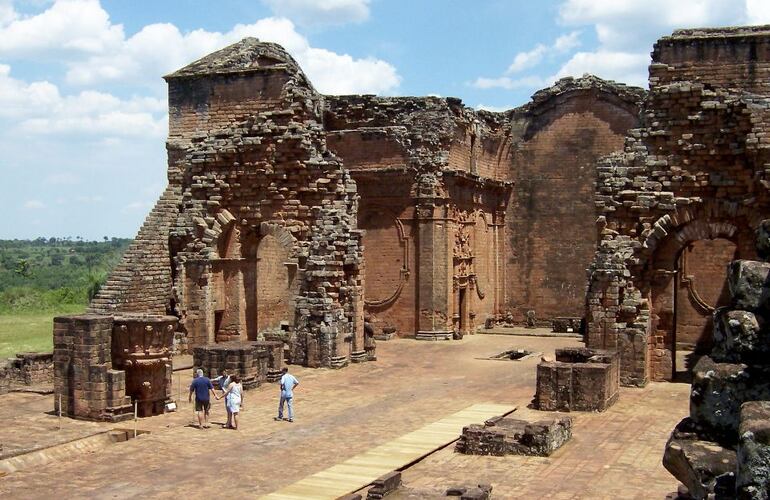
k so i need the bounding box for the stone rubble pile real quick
[456,415,572,457]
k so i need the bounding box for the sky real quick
[2,0,770,240]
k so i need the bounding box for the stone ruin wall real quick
[586,26,770,386]
[651,26,770,94]
[324,81,644,335]
[165,41,366,368]
[505,78,644,324]
[89,37,650,356]
[324,96,511,337]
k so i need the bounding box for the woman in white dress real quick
[217,374,243,430]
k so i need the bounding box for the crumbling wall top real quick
[517,75,646,116]
[662,25,770,41]
[164,38,306,81]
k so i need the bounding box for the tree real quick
[14,259,33,278]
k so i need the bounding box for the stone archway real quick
[255,223,298,335]
[647,219,740,381]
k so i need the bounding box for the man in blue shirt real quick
[275,367,299,423]
[188,369,216,429]
[213,369,232,428]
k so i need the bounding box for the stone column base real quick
[416,331,454,341]
[329,356,349,369]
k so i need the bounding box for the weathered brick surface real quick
[651,26,770,94]
[507,77,643,323]
[0,352,53,387]
[455,416,572,456]
[535,347,620,412]
[53,315,133,421]
[586,27,770,385]
[193,340,283,388]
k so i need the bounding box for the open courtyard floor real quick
[0,333,689,499]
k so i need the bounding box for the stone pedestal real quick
[535,348,620,412]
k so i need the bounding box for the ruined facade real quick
[88,38,643,350]
[90,41,367,368]
[586,26,770,386]
[324,78,642,338]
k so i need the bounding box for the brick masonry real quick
[586,26,770,386]
[534,347,620,412]
[89,38,646,353]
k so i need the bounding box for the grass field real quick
[0,306,84,359]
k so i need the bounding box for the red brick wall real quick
[651,30,770,94]
[473,212,495,322]
[256,234,294,331]
[355,176,418,336]
[326,130,408,171]
[168,72,289,141]
[506,94,639,322]
[676,238,736,349]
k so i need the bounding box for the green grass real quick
[0,306,85,359]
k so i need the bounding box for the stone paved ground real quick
[0,335,688,499]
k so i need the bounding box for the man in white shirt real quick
[275,367,299,423]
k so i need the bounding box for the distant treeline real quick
[0,237,132,313]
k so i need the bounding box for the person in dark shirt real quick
[188,369,216,429]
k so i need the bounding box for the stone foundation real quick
[737,401,770,499]
[534,348,620,412]
[53,315,133,421]
[193,341,284,389]
[366,471,402,500]
[53,314,177,421]
[0,352,53,390]
[456,415,572,457]
[552,317,581,333]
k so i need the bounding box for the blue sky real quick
[1,0,769,240]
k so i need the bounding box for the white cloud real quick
[0,65,167,137]
[0,0,123,56]
[472,75,547,90]
[551,50,649,87]
[747,0,770,24]
[0,0,17,27]
[554,31,582,52]
[261,0,370,27]
[505,31,580,75]
[0,2,399,95]
[23,200,46,209]
[506,44,547,74]
[558,0,742,50]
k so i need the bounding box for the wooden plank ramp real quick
[261,403,515,500]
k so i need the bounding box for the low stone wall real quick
[0,352,53,392]
[534,348,620,412]
[456,415,572,456]
[53,315,133,421]
[193,341,284,389]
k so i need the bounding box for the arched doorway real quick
[255,227,296,335]
[648,220,739,382]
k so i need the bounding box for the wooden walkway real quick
[261,403,515,500]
